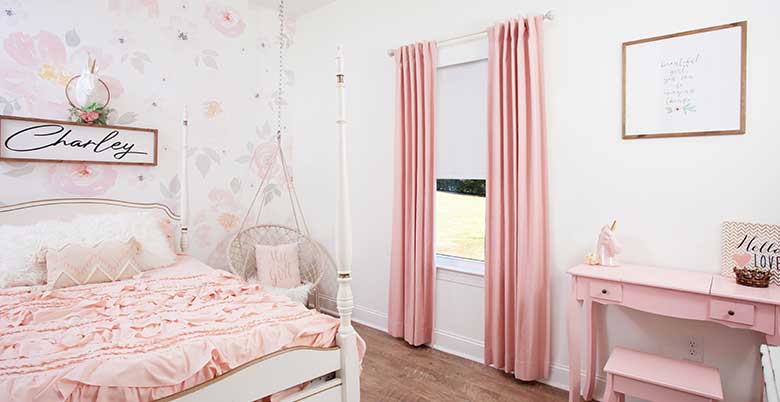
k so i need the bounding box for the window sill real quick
[435,254,485,277]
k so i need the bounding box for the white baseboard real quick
[431,328,484,363]
[318,295,388,332]
[317,296,605,399]
[540,362,607,400]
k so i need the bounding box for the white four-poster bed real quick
[0,47,359,402]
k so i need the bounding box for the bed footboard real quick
[156,347,342,402]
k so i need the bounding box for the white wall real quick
[290,1,780,400]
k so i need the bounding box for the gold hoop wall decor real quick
[65,75,112,110]
[65,72,114,125]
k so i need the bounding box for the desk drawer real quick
[709,298,755,326]
[590,280,622,302]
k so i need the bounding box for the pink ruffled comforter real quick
[0,257,358,402]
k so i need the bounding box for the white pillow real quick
[0,211,177,288]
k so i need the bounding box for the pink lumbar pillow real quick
[255,243,302,289]
[44,238,144,289]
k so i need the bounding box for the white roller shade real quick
[436,59,487,180]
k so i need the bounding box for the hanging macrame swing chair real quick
[227,0,333,309]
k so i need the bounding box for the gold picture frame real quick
[622,21,747,139]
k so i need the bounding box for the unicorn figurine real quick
[74,55,99,107]
[595,220,622,267]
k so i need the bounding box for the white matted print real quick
[623,21,746,139]
[0,115,157,165]
[721,221,780,286]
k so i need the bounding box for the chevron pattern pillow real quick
[44,238,144,289]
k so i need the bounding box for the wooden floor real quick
[356,323,568,402]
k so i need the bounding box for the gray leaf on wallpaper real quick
[202,56,218,70]
[202,49,219,57]
[257,122,271,138]
[196,154,211,177]
[135,52,152,63]
[230,177,241,194]
[187,147,198,157]
[169,175,181,195]
[130,58,145,74]
[117,112,138,125]
[3,165,35,177]
[262,192,274,206]
[246,142,254,153]
[234,155,250,164]
[3,104,13,115]
[203,148,220,163]
[65,29,80,47]
[159,182,172,199]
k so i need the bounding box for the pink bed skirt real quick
[0,256,363,402]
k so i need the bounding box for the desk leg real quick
[583,298,598,401]
[568,279,583,402]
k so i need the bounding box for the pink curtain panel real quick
[484,16,550,381]
[388,41,437,346]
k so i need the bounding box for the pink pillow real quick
[255,243,301,289]
[44,238,144,289]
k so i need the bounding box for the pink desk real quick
[567,264,780,402]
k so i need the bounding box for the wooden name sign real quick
[0,115,158,166]
[721,221,780,286]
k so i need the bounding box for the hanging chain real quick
[276,0,285,141]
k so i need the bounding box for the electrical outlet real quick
[684,338,704,363]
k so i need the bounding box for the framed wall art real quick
[0,115,158,166]
[721,221,780,286]
[622,21,747,139]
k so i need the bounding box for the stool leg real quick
[604,373,622,402]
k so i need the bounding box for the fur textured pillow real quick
[255,243,302,289]
[0,211,176,288]
[45,238,143,289]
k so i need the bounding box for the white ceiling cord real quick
[276,0,286,139]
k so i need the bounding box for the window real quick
[435,179,485,261]
[435,59,487,264]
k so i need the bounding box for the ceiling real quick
[254,0,336,17]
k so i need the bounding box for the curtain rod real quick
[386,10,554,57]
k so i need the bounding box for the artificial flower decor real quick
[69,101,113,125]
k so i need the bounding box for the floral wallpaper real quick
[0,0,298,269]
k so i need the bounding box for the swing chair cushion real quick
[255,242,301,289]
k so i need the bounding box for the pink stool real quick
[603,347,724,402]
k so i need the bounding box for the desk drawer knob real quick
[728,310,735,316]
[601,289,608,295]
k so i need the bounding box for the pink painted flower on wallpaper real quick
[4,31,66,68]
[108,0,159,17]
[47,163,118,197]
[0,64,67,117]
[70,46,114,71]
[250,141,282,181]
[191,188,250,251]
[0,30,124,118]
[205,2,245,37]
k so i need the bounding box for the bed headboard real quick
[0,107,190,253]
[0,197,187,253]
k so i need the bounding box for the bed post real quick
[335,45,360,402]
[180,106,189,255]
